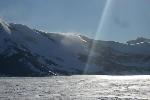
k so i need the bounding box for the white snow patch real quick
[0,19,11,34]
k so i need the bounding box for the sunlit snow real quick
[0,75,150,100]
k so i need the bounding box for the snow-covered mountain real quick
[0,19,150,76]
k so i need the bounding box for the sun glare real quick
[84,0,113,74]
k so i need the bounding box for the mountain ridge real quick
[0,19,150,76]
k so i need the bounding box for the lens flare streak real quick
[84,0,113,74]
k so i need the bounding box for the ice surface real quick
[0,75,150,100]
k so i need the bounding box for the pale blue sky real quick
[0,0,150,42]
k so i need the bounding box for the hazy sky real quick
[0,0,150,42]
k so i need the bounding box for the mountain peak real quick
[136,37,150,41]
[127,37,150,45]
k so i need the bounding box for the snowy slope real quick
[0,19,92,76]
[0,19,150,76]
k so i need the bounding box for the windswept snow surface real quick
[0,75,150,100]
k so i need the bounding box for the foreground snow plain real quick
[0,75,150,100]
